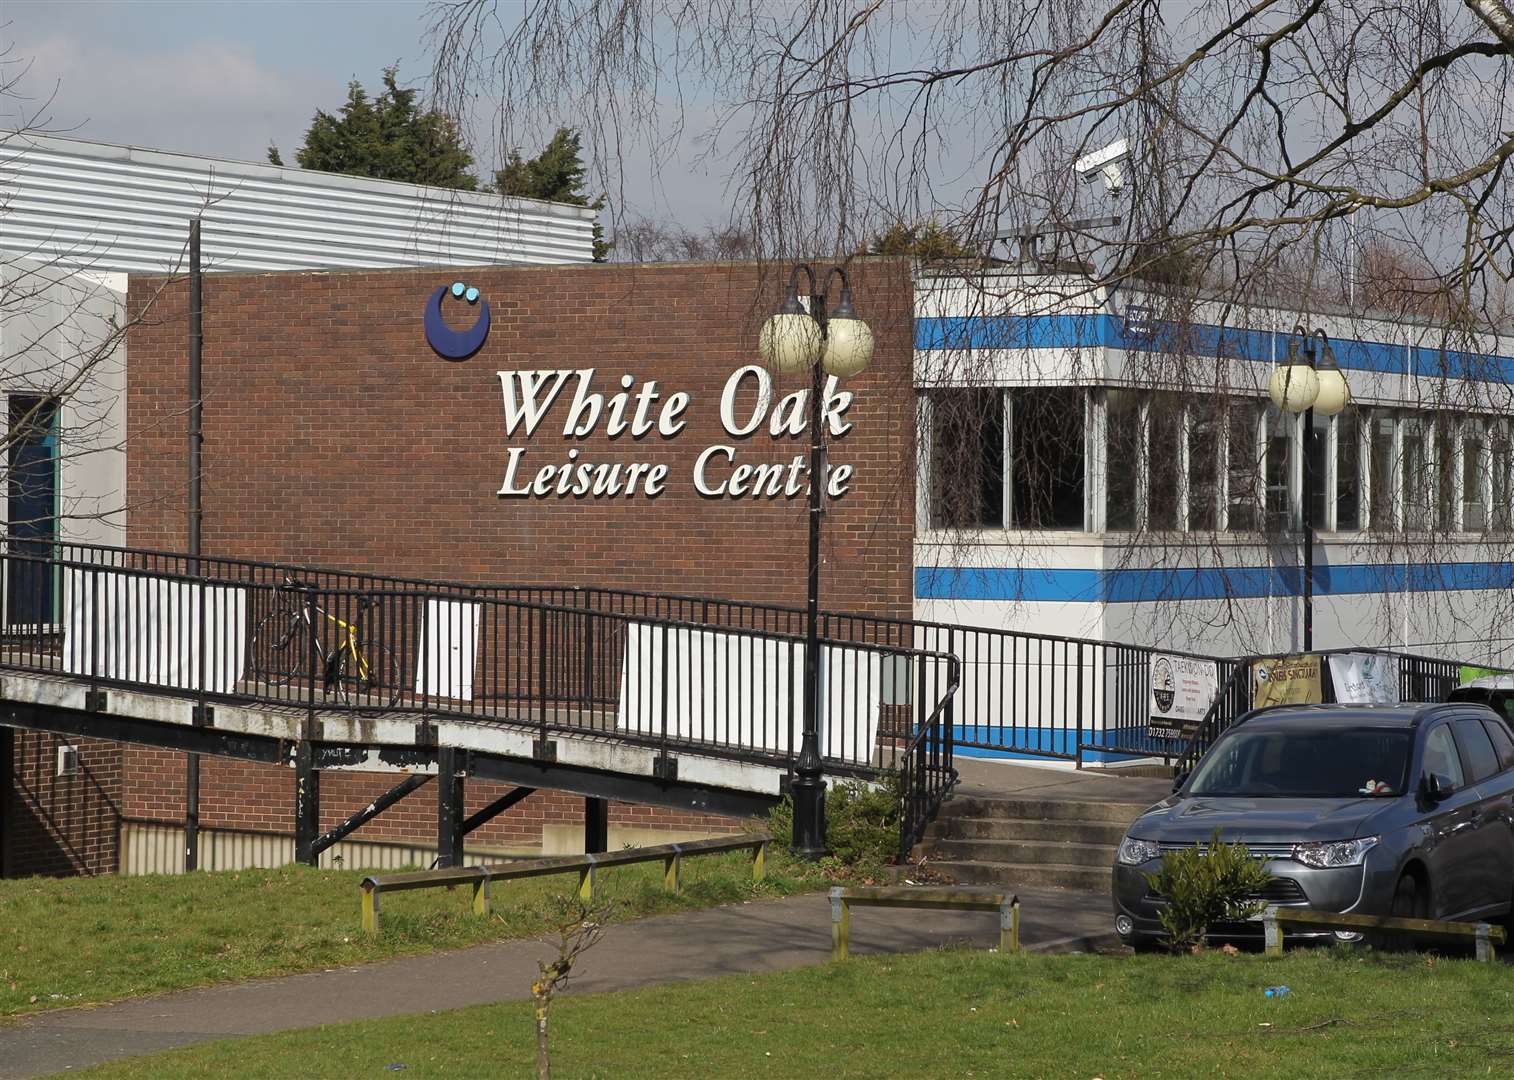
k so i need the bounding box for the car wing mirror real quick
[1420,772,1450,803]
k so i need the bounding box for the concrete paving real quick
[952,756,1173,805]
[0,885,1117,1078]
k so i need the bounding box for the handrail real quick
[897,653,961,859]
[1263,905,1505,961]
[359,834,770,933]
[829,885,1019,959]
[1173,659,1252,774]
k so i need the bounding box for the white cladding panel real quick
[0,133,597,273]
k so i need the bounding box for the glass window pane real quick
[1105,392,1140,531]
[1369,412,1396,531]
[7,396,59,626]
[1307,411,1329,528]
[1337,410,1362,530]
[1493,430,1511,530]
[1264,405,1291,531]
[1009,388,1086,530]
[1464,426,1486,531]
[1227,402,1259,531]
[1148,394,1181,531]
[1189,405,1220,532]
[1403,418,1430,529]
[1435,416,1455,531]
[1453,719,1500,784]
[928,389,1004,528]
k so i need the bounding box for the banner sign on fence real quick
[1147,654,1219,741]
[61,568,248,693]
[615,622,882,765]
[1252,655,1322,706]
[1327,652,1400,704]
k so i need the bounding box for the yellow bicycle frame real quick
[320,609,371,680]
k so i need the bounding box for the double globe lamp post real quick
[757,265,874,859]
[1268,324,1352,652]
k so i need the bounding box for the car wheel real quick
[1385,871,1429,951]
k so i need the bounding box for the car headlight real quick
[1116,836,1162,865]
[1292,837,1378,869]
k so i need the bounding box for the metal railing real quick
[0,544,960,816]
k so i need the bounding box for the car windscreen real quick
[1187,727,1411,798]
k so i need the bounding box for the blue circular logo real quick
[424,281,491,360]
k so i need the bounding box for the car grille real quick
[1146,876,1308,905]
[1157,841,1296,859]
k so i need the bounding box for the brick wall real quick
[106,259,916,855]
[4,732,122,876]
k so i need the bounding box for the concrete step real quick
[928,838,1116,868]
[925,816,1128,845]
[930,859,1115,893]
[938,795,1154,825]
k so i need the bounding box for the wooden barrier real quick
[1262,905,1507,961]
[829,886,1020,961]
[360,834,769,933]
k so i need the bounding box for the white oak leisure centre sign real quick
[494,365,857,501]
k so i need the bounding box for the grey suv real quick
[1112,703,1514,947]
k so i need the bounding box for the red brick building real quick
[2,259,916,876]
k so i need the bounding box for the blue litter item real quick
[1264,985,1290,998]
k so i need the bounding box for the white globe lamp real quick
[1268,363,1319,414]
[759,305,823,373]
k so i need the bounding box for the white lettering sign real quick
[498,366,859,501]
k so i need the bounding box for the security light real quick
[1074,138,1130,196]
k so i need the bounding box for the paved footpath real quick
[0,885,1116,1078]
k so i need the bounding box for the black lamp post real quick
[1270,325,1351,653]
[758,264,874,859]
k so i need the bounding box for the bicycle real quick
[249,578,402,709]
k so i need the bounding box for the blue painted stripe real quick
[917,561,1514,603]
[915,314,1514,383]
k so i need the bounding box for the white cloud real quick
[9,33,338,165]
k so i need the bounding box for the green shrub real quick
[767,775,901,871]
[1143,828,1271,953]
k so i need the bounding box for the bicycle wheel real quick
[249,612,303,688]
[336,640,403,711]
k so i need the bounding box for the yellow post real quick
[752,841,767,883]
[578,866,595,903]
[999,899,1020,954]
[361,886,380,935]
[830,889,849,961]
[664,853,681,892]
[1263,907,1283,957]
[472,875,490,917]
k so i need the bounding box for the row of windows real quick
[921,387,1513,535]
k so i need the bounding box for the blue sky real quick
[3,0,726,222]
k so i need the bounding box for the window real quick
[1402,417,1431,529]
[1188,728,1411,798]
[1008,389,1085,529]
[1493,426,1512,530]
[1452,718,1500,784]
[1227,403,1260,531]
[1188,406,1221,532]
[1482,718,1514,772]
[1463,423,1486,531]
[1306,411,1329,528]
[1105,391,1141,531]
[7,395,59,627]
[1435,415,1455,531]
[1336,410,1363,530]
[1369,412,1397,531]
[928,389,1004,529]
[1264,405,1292,530]
[1422,724,1466,790]
[1148,394,1182,531]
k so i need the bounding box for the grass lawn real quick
[0,848,818,1019]
[72,946,1514,1079]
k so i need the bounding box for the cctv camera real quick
[1074,138,1130,195]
